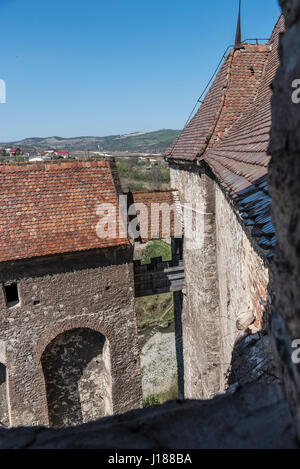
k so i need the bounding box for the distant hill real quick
[1,130,180,154]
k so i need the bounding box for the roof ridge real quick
[0,160,107,173]
[198,45,271,158]
[196,49,236,158]
[204,15,284,162]
[164,50,232,161]
[268,14,285,44]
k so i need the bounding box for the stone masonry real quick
[269,0,300,441]
[0,234,142,428]
[0,161,142,427]
[170,162,274,399]
[170,164,221,399]
[1,1,300,449]
[165,13,285,400]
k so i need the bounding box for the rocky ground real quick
[141,329,177,398]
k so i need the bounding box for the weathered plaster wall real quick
[269,0,300,440]
[0,246,142,427]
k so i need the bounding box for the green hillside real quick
[2,129,180,154]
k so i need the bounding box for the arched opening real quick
[41,328,112,428]
[0,363,9,427]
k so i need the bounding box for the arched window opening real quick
[41,328,112,428]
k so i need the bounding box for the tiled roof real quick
[204,15,285,258]
[0,160,129,263]
[131,190,182,243]
[165,43,270,161]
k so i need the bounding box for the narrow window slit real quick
[4,283,19,308]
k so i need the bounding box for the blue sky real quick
[0,0,281,141]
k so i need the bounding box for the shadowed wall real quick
[0,363,9,427]
[41,328,112,428]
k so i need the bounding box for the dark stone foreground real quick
[0,383,298,449]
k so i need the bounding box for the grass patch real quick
[135,240,174,328]
[143,373,178,407]
[116,157,170,192]
[143,395,160,408]
[138,240,172,265]
[136,292,174,328]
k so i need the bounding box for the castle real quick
[0,11,287,428]
[2,1,300,449]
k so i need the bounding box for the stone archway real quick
[0,363,9,427]
[41,328,112,428]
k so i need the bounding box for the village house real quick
[56,151,69,159]
[5,147,21,157]
[42,150,70,158]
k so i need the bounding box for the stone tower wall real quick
[0,246,142,427]
[170,164,271,398]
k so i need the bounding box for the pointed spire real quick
[234,0,242,48]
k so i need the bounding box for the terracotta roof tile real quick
[204,15,285,255]
[166,43,270,161]
[0,160,129,263]
[131,190,182,243]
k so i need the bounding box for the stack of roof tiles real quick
[166,15,285,258]
[0,160,129,263]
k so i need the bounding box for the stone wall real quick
[170,163,276,399]
[0,364,9,427]
[269,0,300,441]
[170,164,221,399]
[214,184,275,389]
[0,245,142,427]
[1,0,300,449]
[0,383,296,449]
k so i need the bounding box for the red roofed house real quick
[165,15,285,399]
[5,147,21,157]
[56,151,69,158]
[0,159,142,427]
